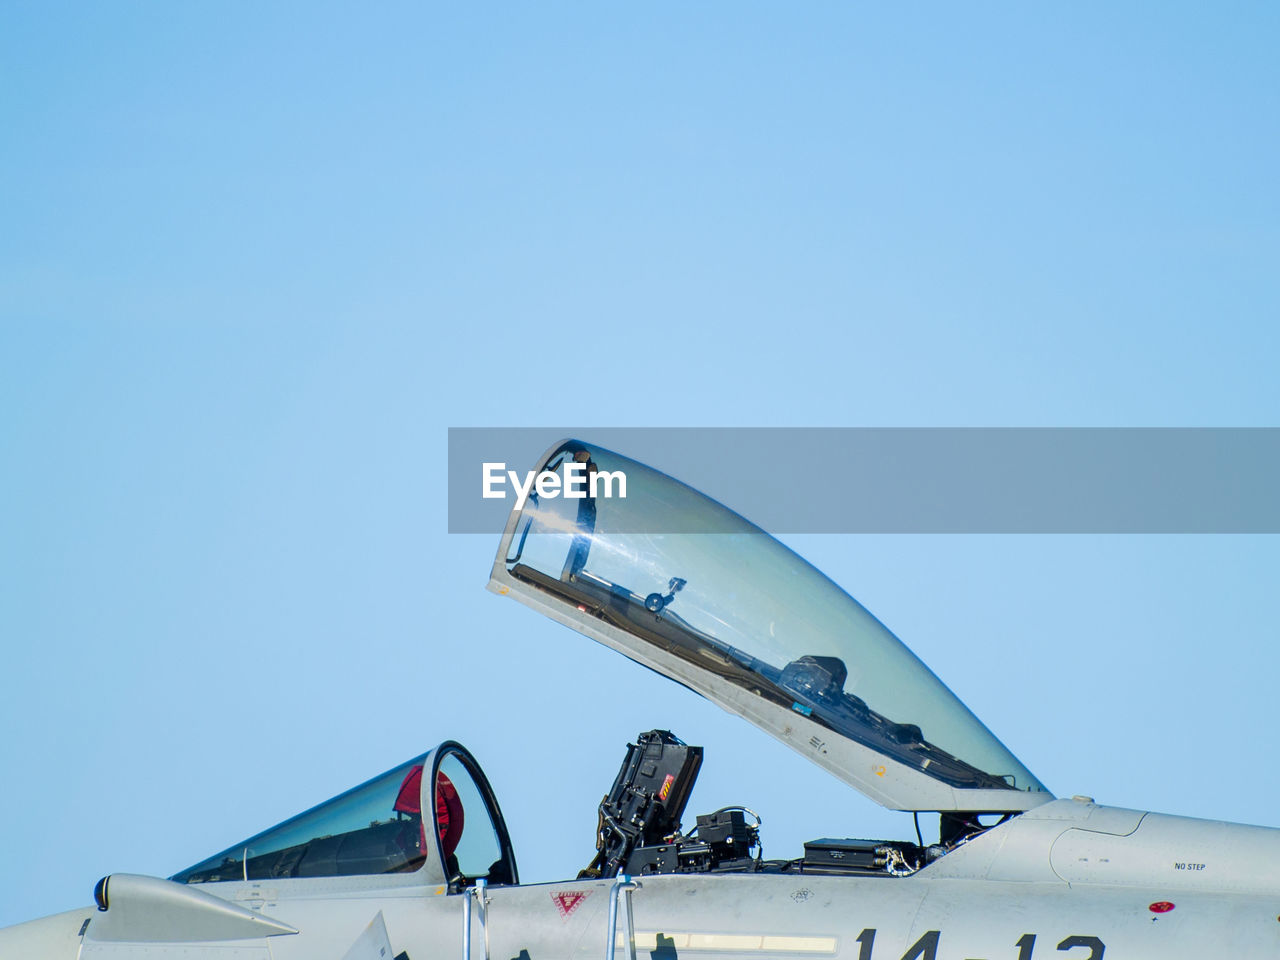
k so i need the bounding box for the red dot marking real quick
[1149,901,1176,914]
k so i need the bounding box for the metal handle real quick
[462,880,491,960]
[461,887,472,960]
[475,879,490,960]
[606,875,641,960]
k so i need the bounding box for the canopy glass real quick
[495,441,1047,806]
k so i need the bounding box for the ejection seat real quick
[395,766,466,876]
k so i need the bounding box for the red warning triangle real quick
[552,890,591,919]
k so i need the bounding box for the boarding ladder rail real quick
[462,878,490,960]
[606,875,641,960]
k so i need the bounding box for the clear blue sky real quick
[2,2,1278,929]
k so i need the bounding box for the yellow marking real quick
[872,765,886,778]
[617,933,837,954]
[434,886,446,895]
[689,935,767,951]
[499,586,510,595]
[761,937,837,953]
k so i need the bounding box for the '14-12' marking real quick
[854,929,1104,960]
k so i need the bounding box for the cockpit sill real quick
[154,746,1280,897]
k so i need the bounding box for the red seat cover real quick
[395,765,466,858]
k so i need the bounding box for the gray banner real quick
[447,428,1280,534]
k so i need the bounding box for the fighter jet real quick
[4,439,1278,959]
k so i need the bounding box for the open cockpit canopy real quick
[488,440,1051,814]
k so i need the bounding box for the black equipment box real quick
[695,809,753,850]
[625,842,688,876]
[623,809,760,876]
[802,838,888,873]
